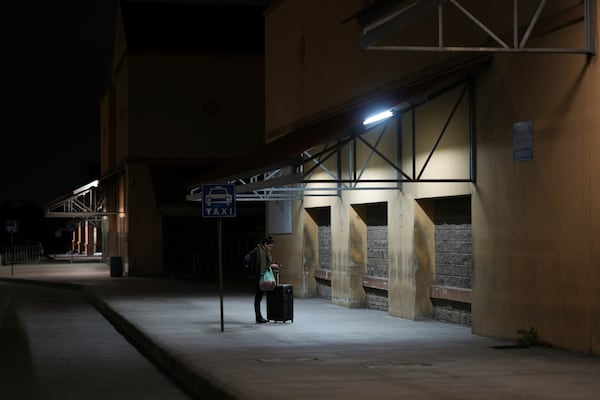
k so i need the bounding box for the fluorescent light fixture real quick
[363,110,393,125]
[73,180,99,195]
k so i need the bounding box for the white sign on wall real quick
[513,120,533,162]
[268,200,292,234]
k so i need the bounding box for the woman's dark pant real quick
[254,275,264,318]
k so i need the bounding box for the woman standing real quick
[253,236,279,323]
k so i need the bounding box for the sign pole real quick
[218,218,224,332]
[10,232,14,276]
[200,184,235,333]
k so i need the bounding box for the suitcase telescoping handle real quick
[271,264,280,285]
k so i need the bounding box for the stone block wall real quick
[432,196,472,325]
[365,287,388,311]
[431,298,472,325]
[316,278,332,300]
[365,203,388,310]
[434,226,472,288]
[367,226,388,278]
[315,207,331,299]
[434,197,472,288]
[318,226,332,270]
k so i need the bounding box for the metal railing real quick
[1,243,43,265]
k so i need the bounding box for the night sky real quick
[1,0,269,248]
[3,1,116,207]
[2,0,269,207]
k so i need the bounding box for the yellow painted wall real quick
[414,199,435,318]
[473,19,599,353]
[401,84,472,181]
[269,200,307,294]
[300,206,319,297]
[588,2,599,356]
[386,191,417,319]
[265,0,448,139]
[266,0,598,353]
[265,0,584,138]
[591,45,600,354]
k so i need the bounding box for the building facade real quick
[100,2,266,277]
[258,0,598,354]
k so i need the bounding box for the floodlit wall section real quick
[266,0,599,354]
[346,121,400,188]
[308,207,332,299]
[401,84,472,181]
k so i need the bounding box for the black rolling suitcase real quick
[267,283,293,322]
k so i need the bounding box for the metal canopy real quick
[187,76,477,202]
[357,0,596,54]
[45,180,114,219]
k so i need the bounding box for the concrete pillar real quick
[84,221,89,255]
[330,198,365,308]
[77,222,83,254]
[71,230,77,253]
[85,221,97,255]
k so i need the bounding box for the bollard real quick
[110,256,123,277]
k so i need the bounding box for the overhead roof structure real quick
[355,0,595,54]
[188,1,596,203]
[187,54,490,202]
[45,180,112,219]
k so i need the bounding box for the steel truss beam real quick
[187,78,476,202]
[358,0,596,55]
[45,180,115,219]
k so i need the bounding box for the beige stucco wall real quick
[588,2,599,356]
[385,191,416,319]
[101,40,266,277]
[126,163,162,277]
[264,0,582,139]
[282,85,473,316]
[473,19,599,353]
[264,0,449,140]
[291,189,428,318]
[266,0,598,354]
[592,49,600,354]
[269,200,307,295]
[414,199,435,318]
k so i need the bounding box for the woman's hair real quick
[261,236,274,245]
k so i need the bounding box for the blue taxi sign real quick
[201,184,236,218]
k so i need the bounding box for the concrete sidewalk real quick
[2,263,599,400]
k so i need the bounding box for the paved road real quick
[0,281,192,400]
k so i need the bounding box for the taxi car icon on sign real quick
[205,186,232,206]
